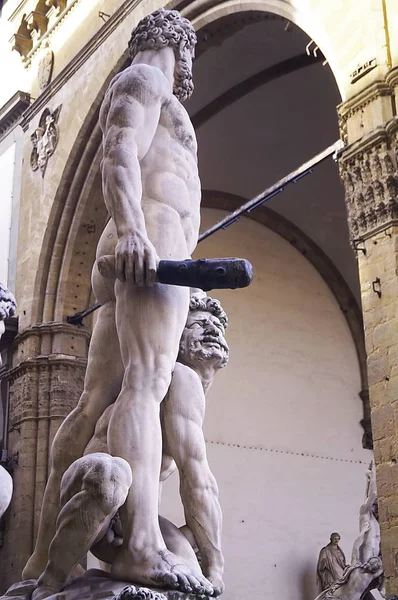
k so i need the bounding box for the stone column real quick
[0,321,90,592]
[339,76,398,594]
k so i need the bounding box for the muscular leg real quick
[23,299,124,579]
[109,282,187,584]
[32,453,132,600]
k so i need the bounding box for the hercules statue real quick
[23,8,216,594]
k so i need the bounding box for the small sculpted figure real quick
[314,463,384,600]
[24,8,207,592]
[317,533,347,591]
[31,295,229,600]
[0,283,16,520]
[30,106,61,175]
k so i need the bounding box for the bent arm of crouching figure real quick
[161,364,224,596]
[32,453,132,600]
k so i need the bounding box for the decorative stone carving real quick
[26,10,48,38]
[38,48,54,91]
[339,118,398,242]
[9,0,71,62]
[30,105,61,176]
[314,463,384,600]
[45,0,68,17]
[9,16,32,59]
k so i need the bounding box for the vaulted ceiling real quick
[187,13,359,303]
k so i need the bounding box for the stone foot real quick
[111,549,214,595]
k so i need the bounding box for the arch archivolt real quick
[30,0,369,327]
[26,0,369,438]
[178,0,343,95]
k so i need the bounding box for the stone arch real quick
[30,0,368,424]
[174,0,344,97]
[32,0,345,326]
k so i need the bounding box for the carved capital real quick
[338,117,398,241]
[337,81,394,144]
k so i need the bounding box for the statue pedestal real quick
[0,570,214,600]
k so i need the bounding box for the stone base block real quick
[0,570,213,600]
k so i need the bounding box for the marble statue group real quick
[0,6,386,600]
[0,8,241,600]
[315,463,384,600]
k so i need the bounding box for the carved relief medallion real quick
[30,105,62,176]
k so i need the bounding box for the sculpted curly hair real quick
[0,282,16,321]
[129,8,197,60]
[189,294,228,329]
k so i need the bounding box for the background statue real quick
[314,463,384,600]
[0,283,16,520]
[24,294,229,600]
[23,8,210,593]
[317,533,347,591]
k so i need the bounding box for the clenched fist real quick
[99,233,159,286]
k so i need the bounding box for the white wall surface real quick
[0,143,15,286]
[161,208,372,600]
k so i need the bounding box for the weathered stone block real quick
[371,405,395,440]
[376,463,398,498]
[387,376,398,404]
[367,350,389,386]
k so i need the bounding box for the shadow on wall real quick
[299,560,317,600]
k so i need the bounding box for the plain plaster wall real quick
[160,208,373,600]
[0,143,15,286]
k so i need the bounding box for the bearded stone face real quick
[173,45,194,102]
[179,310,229,370]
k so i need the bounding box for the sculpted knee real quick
[109,456,133,504]
[64,453,132,514]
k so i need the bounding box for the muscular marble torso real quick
[96,65,201,284]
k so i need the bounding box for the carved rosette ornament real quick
[30,105,61,176]
[339,117,398,243]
